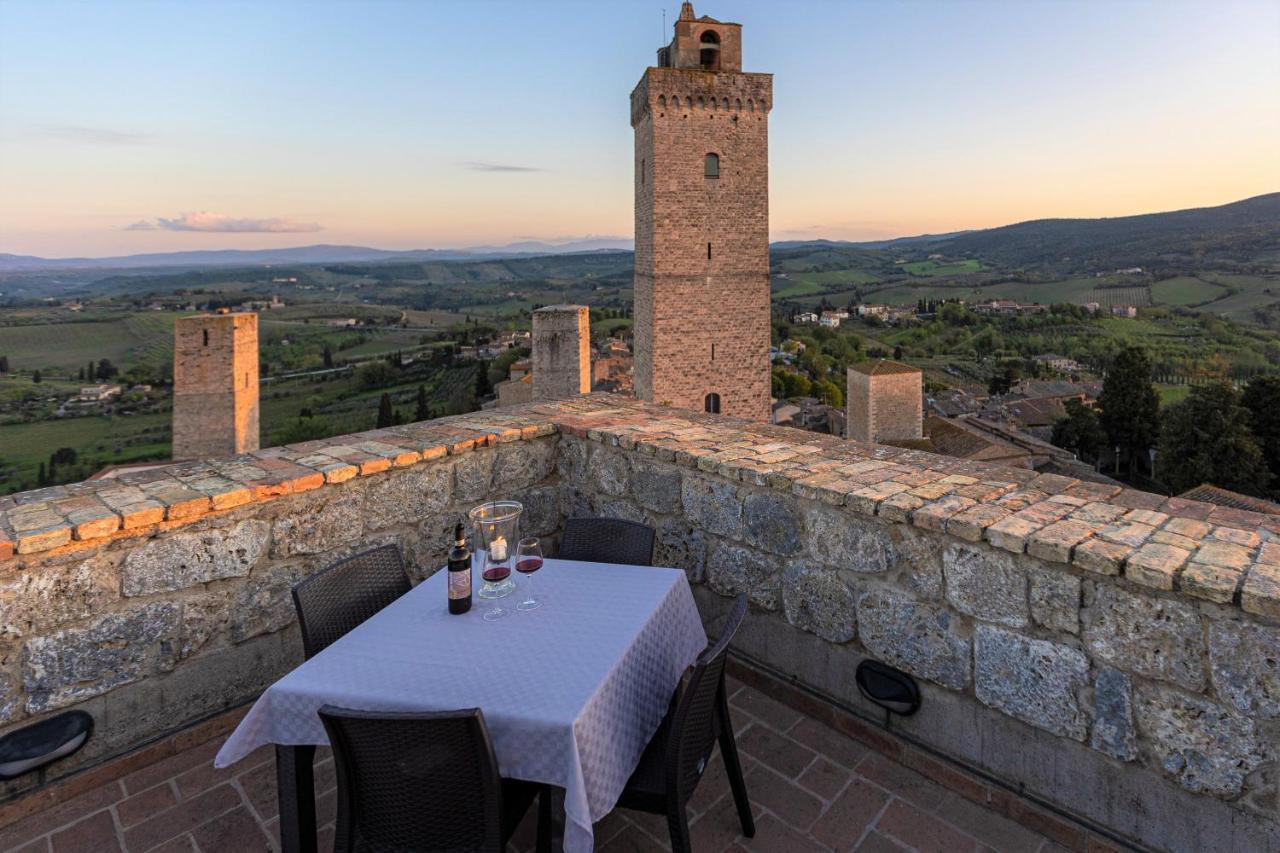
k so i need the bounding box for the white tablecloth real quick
[215,558,707,853]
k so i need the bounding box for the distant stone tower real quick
[172,313,259,460]
[847,360,923,443]
[532,305,591,401]
[631,2,772,420]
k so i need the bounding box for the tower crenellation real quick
[632,4,772,421]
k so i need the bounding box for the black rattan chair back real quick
[558,517,656,566]
[319,706,504,853]
[291,545,410,659]
[666,594,748,799]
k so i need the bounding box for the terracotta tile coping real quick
[3,395,1276,619]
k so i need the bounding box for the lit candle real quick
[489,535,508,563]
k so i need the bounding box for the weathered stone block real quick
[1134,683,1263,797]
[974,625,1088,740]
[654,519,708,582]
[363,464,452,531]
[706,544,778,610]
[1028,565,1080,634]
[743,492,802,555]
[0,670,16,724]
[229,564,304,644]
[272,490,364,557]
[452,450,496,502]
[943,543,1028,628]
[682,476,743,540]
[556,436,589,484]
[1242,563,1280,619]
[123,520,269,597]
[590,447,631,497]
[180,592,230,658]
[515,485,560,538]
[781,565,855,643]
[492,440,555,490]
[0,555,116,640]
[1083,585,1206,691]
[891,524,944,601]
[1091,668,1136,761]
[22,602,180,712]
[632,461,681,514]
[1125,542,1189,590]
[1208,620,1280,718]
[804,504,896,574]
[856,589,970,690]
[1072,538,1128,576]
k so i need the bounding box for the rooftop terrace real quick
[1,395,1277,852]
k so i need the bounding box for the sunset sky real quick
[1,0,1276,257]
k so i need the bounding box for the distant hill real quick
[935,193,1280,272]
[770,232,968,251]
[0,237,635,272]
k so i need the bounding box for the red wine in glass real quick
[482,565,511,583]
[516,537,543,611]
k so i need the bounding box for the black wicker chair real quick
[291,544,411,659]
[616,594,753,852]
[318,706,550,853]
[558,517,656,566]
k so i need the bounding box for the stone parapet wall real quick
[1,396,1277,849]
[0,408,569,800]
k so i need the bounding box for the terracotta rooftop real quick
[1177,483,1280,516]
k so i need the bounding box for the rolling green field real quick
[901,258,982,276]
[0,313,176,374]
[1150,277,1227,306]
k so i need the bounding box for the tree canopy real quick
[1098,346,1160,467]
[1158,381,1270,497]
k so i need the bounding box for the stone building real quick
[531,305,591,402]
[846,359,923,443]
[171,312,259,460]
[631,2,772,421]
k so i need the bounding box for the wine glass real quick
[481,553,511,621]
[515,537,543,611]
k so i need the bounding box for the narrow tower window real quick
[641,158,645,186]
[711,343,716,361]
[202,330,209,346]
[707,242,712,260]
[704,152,719,178]
[704,393,721,414]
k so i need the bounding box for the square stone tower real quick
[847,360,923,443]
[631,2,772,421]
[532,305,591,401]
[172,313,260,460]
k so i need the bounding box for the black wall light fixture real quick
[855,660,922,716]
[0,711,93,780]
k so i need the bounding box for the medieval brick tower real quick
[172,312,260,460]
[631,2,772,420]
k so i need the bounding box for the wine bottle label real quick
[448,569,470,600]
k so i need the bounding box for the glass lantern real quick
[469,501,522,600]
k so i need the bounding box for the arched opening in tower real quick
[699,31,720,70]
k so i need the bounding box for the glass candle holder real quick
[469,501,522,600]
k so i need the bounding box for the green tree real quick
[988,363,1021,395]
[476,361,494,398]
[813,378,845,408]
[96,358,119,380]
[1242,374,1280,495]
[322,345,334,369]
[356,361,396,388]
[1159,382,1270,496]
[1051,399,1107,462]
[0,355,8,373]
[415,384,430,421]
[87,361,95,381]
[32,370,41,384]
[376,392,395,429]
[1098,347,1160,472]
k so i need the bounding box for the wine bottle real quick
[448,521,472,614]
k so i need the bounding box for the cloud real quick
[463,161,545,173]
[124,212,323,233]
[32,124,148,145]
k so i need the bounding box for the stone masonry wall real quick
[0,409,566,801]
[531,305,591,401]
[1,396,1278,851]
[171,313,259,460]
[632,67,772,421]
[847,366,923,443]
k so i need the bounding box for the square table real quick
[215,557,708,853]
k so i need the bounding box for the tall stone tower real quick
[172,312,260,460]
[532,304,591,401]
[631,2,772,420]
[847,360,923,444]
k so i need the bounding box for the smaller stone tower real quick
[847,360,923,443]
[531,305,591,402]
[172,312,260,460]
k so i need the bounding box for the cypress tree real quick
[376,392,394,428]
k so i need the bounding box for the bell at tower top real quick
[656,3,743,73]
